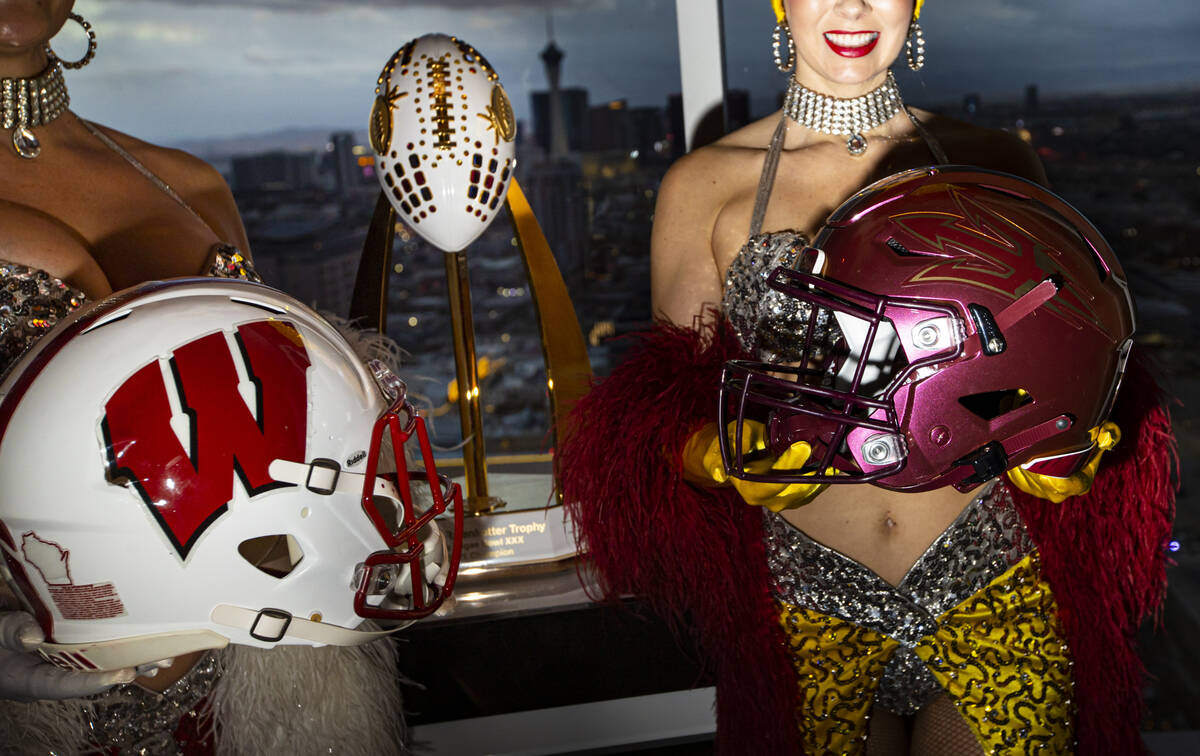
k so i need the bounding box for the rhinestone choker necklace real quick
[1,62,70,159]
[782,71,903,156]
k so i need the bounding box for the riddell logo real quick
[102,321,310,559]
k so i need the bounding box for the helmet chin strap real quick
[267,458,381,497]
[33,630,230,674]
[385,517,452,591]
[209,604,409,647]
[34,604,412,673]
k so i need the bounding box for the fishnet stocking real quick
[865,705,909,756]
[910,694,985,755]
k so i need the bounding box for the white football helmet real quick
[0,279,462,672]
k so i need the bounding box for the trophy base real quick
[450,471,577,572]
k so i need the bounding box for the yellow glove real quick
[680,421,830,511]
[1006,421,1120,503]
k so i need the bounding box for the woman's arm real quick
[650,150,727,326]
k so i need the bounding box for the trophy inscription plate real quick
[450,472,577,569]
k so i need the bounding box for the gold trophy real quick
[352,34,590,589]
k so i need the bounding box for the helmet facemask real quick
[353,360,463,622]
[720,264,963,486]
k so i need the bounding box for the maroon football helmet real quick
[720,166,1135,492]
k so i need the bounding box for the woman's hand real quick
[679,421,830,511]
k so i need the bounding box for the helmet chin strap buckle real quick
[953,441,1009,490]
[248,608,293,643]
[211,604,401,647]
[305,458,342,495]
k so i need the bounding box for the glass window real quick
[722,0,1199,734]
[73,0,682,456]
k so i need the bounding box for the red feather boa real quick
[560,317,1175,754]
[1011,352,1176,755]
[559,317,802,753]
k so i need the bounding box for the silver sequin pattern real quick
[763,483,1034,715]
[0,262,87,378]
[81,651,221,755]
[722,230,836,363]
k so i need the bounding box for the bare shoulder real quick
[913,109,1049,185]
[86,123,250,251]
[87,123,225,196]
[651,118,778,324]
[659,114,778,211]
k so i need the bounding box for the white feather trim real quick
[210,634,407,755]
[0,695,93,755]
[0,636,407,755]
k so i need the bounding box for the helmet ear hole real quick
[958,389,1033,421]
[238,534,304,578]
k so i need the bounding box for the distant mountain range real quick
[171,127,369,161]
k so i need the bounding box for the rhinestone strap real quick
[1,62,69,130]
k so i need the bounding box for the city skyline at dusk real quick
[65,0,1200,145]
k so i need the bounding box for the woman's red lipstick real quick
[823,30,880,58]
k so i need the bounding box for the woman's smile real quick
[823,30,880,58]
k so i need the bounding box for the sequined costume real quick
[560,126,1174,754]
[62,651,222,755]
[716,124,1081,750]
[723,230,815,363]
[0,248,255,377]
[766,484,1074,753]
[0,127,408,755]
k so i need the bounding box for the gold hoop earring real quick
[905,19,925,72]
[46,13,98,70]
[772,23,794,73]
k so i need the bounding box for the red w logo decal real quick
[102,321,310,559]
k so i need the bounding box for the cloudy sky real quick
[64,0,1200,145]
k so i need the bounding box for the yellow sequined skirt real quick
[777,553,1074,755]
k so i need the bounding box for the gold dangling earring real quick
[905,18,925,72]
[45,13,98,70]
[772,22,795,73]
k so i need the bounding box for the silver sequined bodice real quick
[0,246,259,379]
[722,230,834,363]
[0,262,87,376]
[763,483,1034,715]
[722,230,805,360]
[83,652,221,755]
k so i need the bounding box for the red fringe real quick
[561,318,1176,755]
[559,316,802,754]
[1011,349,1177,755]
